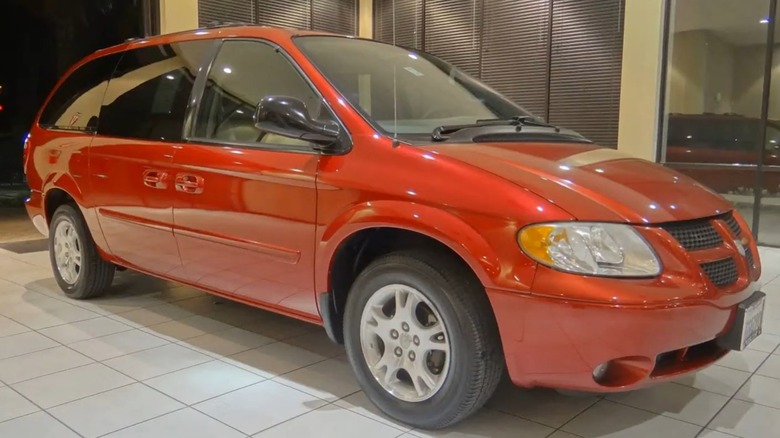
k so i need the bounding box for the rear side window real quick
[98,40,210,142]
[38,54,122,131]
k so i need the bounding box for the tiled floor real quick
[0,247,779,438]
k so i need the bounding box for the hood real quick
[422,142,732,223]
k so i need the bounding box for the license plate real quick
[740,295,765,350]
[718,291,766,351]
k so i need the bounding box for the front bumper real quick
[487,280,761,392]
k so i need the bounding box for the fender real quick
[316,200,503,293]
[42,174,113,259]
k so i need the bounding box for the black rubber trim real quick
[319,291,344,344]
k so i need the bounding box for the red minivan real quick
[24,26,766,429]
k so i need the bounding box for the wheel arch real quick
[317,201,502,344]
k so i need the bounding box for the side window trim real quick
[184,37,352,155]
[183,38,223,142]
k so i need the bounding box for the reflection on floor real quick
[0,247,778,438]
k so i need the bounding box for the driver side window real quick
[193,40,327,147]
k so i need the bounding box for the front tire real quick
[343,250,504,429]
[49,204,114,299]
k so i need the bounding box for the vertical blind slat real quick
[373,0,625,148]
[197,0,357,35]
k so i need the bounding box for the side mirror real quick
[254,96,340,147]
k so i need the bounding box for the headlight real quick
[518,223,661,277]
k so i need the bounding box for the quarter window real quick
[38,53,122,131]
[193,40,328,147]
[98,41,210,142]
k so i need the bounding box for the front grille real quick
[746,248,755,269]
[723,212,742,237]
[700,258,739,287]
[662,220,723,251]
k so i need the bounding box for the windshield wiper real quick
[432,116,561,141]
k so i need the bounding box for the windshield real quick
[294,36,532,136]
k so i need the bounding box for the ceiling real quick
[674,0,777,46]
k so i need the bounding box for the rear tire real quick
[49,204,114,299]
[343,250,503,429]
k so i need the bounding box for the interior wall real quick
[359,0,372,37]
[617,0,665,161]
[160,0,198,34]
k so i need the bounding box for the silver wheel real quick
[53,219,82,285]
[359,284,451,402]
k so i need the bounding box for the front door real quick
[90,40,211,276]
[172,40,335,318]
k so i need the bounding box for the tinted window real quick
[193,40,327,147]
[98,41,210,141]
[39,53,122,131]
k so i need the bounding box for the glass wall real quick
[660,0,780,245]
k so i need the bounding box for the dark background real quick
[0,0,146,184]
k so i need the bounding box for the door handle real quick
[175,173,204,194]
[142,169,168,189]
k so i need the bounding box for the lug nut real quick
[402,322,410,332]
[394,347,403,357]
[413,336,420,345]
[408,351,416,361]
[390,329,399,339]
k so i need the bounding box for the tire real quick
[343,250,504,429]
[49,204,114,299]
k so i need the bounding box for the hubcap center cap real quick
[400,332,412,349]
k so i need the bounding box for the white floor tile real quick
[607,382,729,426]
[274,357,360,402]
[756,353,780,378]
[194,380,326,435]
[0,296,101,330]
[69,329,168,361]
[13,363,135,408]
[716,349,771,373]
[697,429,739,438]
[145,360,264,405]
[0,387,39,422]
[103,343,211,380]
[486,385,599,428]
[253,404,402,438]
[179,327,274,358]
[0,411,80,438]
[227,342,326,378]
[675,365,751,396]
[0,346,92,384]
[38,317,133,344]
[747,333,780,353]
[410,408,553,437]
[562,400,701,438]
[546,432,583,438]
[735,374,780,409]
[102,408,244,438]
[710,399,780,438]
[142,315,234,342]
[110,303,195,328]
[334,391,413,432]
[48,383,184,438]
[283,331,346,358]
[0,331,59,360]
[0,315,29,338]
[241,315,316,340]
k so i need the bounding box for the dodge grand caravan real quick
[24,26,765,429]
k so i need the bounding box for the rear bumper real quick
[25,190,47,237]
[487,282,758,392]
